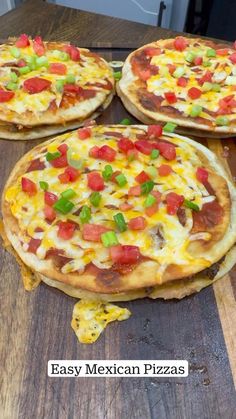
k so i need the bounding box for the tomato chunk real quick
[21,177,37,196]
[166,192,184,215]
[98,145,116,162]
[156,141,176,160]
[194,56,203,66]
[135,171,150,184]
[44,205,56,222]
[229,53,236,64]
[78,127,91,140]
[128,185,141,196]
[196,167,208,183]
[128,216,147,230]
[28,238,41,254]
[0,90,14,102]
[51,154,68,168]
[174,37,188,51]
[57,143,68,155]
[167,64,176,75]
[82,223,109,242]
[23,77,51,94]
[147,125,162,138]
[158,164,172,176]
[118,137,134,154]
[15,34,30,48]
[119,202,133,211]
[145,203,159,217]
[58,221,76,240]
[64,44,80,61]
[198,71,213,86]
[188,87,202,99]
[135,140,153,155]
[17,59,27,67]
[110,245,140,264]
[164,92,177,104]
[33,36,45,56]
[144,47,162,57]
[87,172,104,191]
[216,48,229,56]
[177,77,188,87]
[44,191,58,206]
[49,63,67,75]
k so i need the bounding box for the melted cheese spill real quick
[147,41,236,122]
[5,127,212,280]
[71,299,131,343]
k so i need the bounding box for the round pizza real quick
[2,124,236,302]
[118,37,236,137]
[0,34,114,140]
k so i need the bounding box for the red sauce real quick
[26,158,45,172]
[192,200,224,230]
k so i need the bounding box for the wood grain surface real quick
[0,2,236,419]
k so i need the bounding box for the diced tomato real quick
[150,65,159,75]
[28,238,41,254]
[196,167,208,183]
[17,59,27,67]
[145,203,159,217]
[127,149,139,160]
[188,87,202,99]
[229,53,236,64]
[147,125,162,138]
[164,92,177,104]
[87,172,104,191]
[135,140,153,155]
[119,202,133,211]
[167,64,176,75]
[21,177,37,196]
[173,37,188,51]
[194,56,203,65]
[198,70,213,86]
[89,146,100,159]
[51,154,68,168]
[49,63,67,75]
[218,95,236,113]
[156,141,176,160]
[57,143,68,155]
[118,137,134,154]
[78,127,91,140]
[151,190,162,203]
[63,84,82,95]
[98,145,116,162]
[128,185,141,196]
[58,221,75,240]
[44,205,56,222]
[23,77,51,94]
[58,172,70,184]
[166,192,184,215]
[216,48,229,56]
[33,36,45,56]
[59,166,79,183]
[110,245,140,264]
[15,34,30,48]
[64,44,80,61]
[135,171,150,184]
[44,191,58,206]
[138,69,151,81]
[27,158,45,172]
[177,77,188,87]
[0,90,14,102]
[128,216,147,230]
[144,47,162,57]
[158,164,172,176]
[82,223,109,242]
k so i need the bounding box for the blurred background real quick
[2,0,236,41]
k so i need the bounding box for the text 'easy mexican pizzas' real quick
[0,35,114,140]
[118,37,236,137]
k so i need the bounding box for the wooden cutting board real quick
[1,47,236,419]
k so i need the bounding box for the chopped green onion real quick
[185,52,195,63]
[147,166,158,178]
[46,151,61,161]
[10,72,18,82]
[55,79,65,92]
[61,188,76,200]
[19,66,30,75]
[102,164,113,181]
[202,82,213,92]
[113,213,127,232]
[65,74,76,84]
[114,71,122,81]
[25,55,36,70]
[203,60,211,67]
[144,194,156,207]
[216,116,229,126]
[190,105,202,117]
[39,181,49,191]
[89,191,102,207]
[101,231,119,247]
[52,50,69,61]
[36,56,48,68]
[120,118,131,125]
[173,66,185,78]
[163,122,177,133]
[206,48,216,58]
[141,180,154,195]
[6,82,18,91]
[10,47,21,58]
[115,173,127,187]
[79,205,91,223]
[211,83,221,92]
[150,149,159,159]
[184,199,200,211]
[53,197,74,214]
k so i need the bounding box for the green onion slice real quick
[53,197,74,214]
[46,151,61,161]
[120,118,131,125]
[79,205,91,223]
[39,181,49,191]
[113,213,127,232]
[163,122,177,133]
[216,116,229,126]
[141,180,154,195]
[150,149,159,159]
[61,188,76,200]
[89,191,102,207]
[144,194,156,207]
[102,164,113,181]
[184,199,200,211]
[101,231,119,247]
[115,173,127,187]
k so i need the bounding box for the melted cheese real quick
[71,299,131,343]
